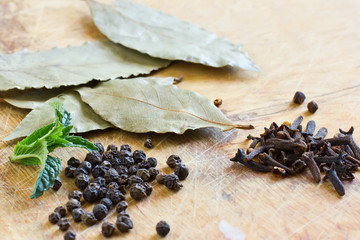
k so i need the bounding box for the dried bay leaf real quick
[77,77,254,134]
[0,41,170,92]
[88,0,259,71]
[3,91,113,141]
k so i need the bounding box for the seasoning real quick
[116,201,128,213]
[66,199,81,213]
[73,168,88,177]
[121,144,132,152]
[133,150,146,164]
[156,173,167,184]
[65,166,76,178]
[307,100,318,113]
[98,187,108,199]
[85,151,103,167]
[149,167,159,181]
[57,217,71,231]
[166,155,181,168]
[79,161,92,173]
[107,144,118,152]
[136,168,151,182]
[100,198,113,210]
[116,216,133,232]
[75,173,90,190]
[144,139,153,148]
[93,203,108,220]
[213,98,223,107]
[67,157,80,168]
[174,163,189,180]
[143,182,153,196]
[81,212,97,226]
[49,212,61,224]
[104,168,120,183]
[106,189,125,204]
[163,174,183,191]
[68,190,82,201]
[129,183,147,200]
[54,206,66,217]
[94,142,105,155]
[128,175,143,186]
[102,222,115,238]
[93,177,106,187]
[117,210,130,218]
[72,208,85,222]
[107,182,119,190]
[64,230,76,240]
[293,91,306,104]
[147,157,157,167]
[92,165,106,178]
[156,220,170,237]
[83,183,100,203]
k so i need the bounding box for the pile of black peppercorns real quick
[48,142,189,239]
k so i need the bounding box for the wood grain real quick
[1,0,360,239]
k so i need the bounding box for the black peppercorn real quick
[98,187,108,199]
[92,165,106,178]
[117,174,129,186]
[66,199,81,213]
[57,217,71,231]
[116,216,133,232]
[94,142,105,155]
[147,157,157,167]
[127,165,138,175]
[75,173,90,190]
[149,167,159,181]
[102,152,114,162]
[142,182,153,196]
[107,182,119,190]
[136,168,151,182]
[73,167,88,177]
[163,174,183,191]
[85,151,102,167]
[105,168,119,183]
[129,183,147,201]
[107,144,118,152]
[101,160,112,170]
[117,210,130,218]
[138,160,152,170]
[83,183,100,203]
[120,144,132,152]
[128,175,143,186]
[52,177,62,191]
[166,155,182,168]
[116,165,128,175]
[81,212,97,226]
[100,198,112,210]
[116,201,128,213]
[54,206,66,217]
[67,157,80,168]
[49,212,61,224]
[307,100,318,113]
[72,208,84,222]
[93,203,108,220]
[64,230,76,240]
[293,91,306,104]
[79,161,92,173]
[174,163,189,180]
[119,185,127,195]
[93,177,106,187]
[65,166,76,178]
[156,220,170,237]
[144,139,153,148]
[102,222,115,238]
[68,190,82,201]
[110,157,121,169]
[106,189,125,205]
[133,150,146,164]
[156,173,167,184]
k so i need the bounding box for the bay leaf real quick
[0,41,170,92]
[77,77,254,134]
[3,91,113,141]
[88,0,259,71]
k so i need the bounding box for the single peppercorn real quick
[174,163,189,180]
[156,173,167,184]
[93,203,108,220]
[52,177,62,191]
[117,210,130,218]
[129,183,147,201]
[138,160,152,169]
[107,144,118,152]
[213,98,223,107]
[93,177,106,187]
[57,217,71,231]
[79,161,92,173]
[49,212,61,224]
[119,185,127,195]
[105,168,120,183]
[81,212,97,226]
[147,157,157,167]
[166,155,182,168]
[65,166,76,178]
[101,160,112,170]
[67,157,80,168]
[120,144,132,152]
[73,167,88,177]
[117,174,129,186]
[64,230,76,240]
[142,182,153,196]
[116,201,128,213]
[107,182,119,190]
[293,91,306,104]
[106,189,125,204]
[68,190,82,201]
[85,151,103,167]
[98,187,108,199]
[94,142,105,155]
[102,222,115,238]
[72,208,85,222]
[137,168,151,182]
[127,165,138,175]
[149,167,159,181]
[55,206,66,217]
[133,150,146,164]
[83,184,100,203]
[307,100,318,113]
[100,198,112,210]
[128,175,143,186]
[116,216,133,232]
[75,173,90,190]
[156,220,170,237]
[92,165,106,178]
[144,139,153,148]
[66,199,81,213]
[163,174,183,191]
[116,165,128,175]
[110,157,121,169]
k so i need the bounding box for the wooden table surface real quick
[1,0,360,239]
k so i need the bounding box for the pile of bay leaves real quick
[1,0,258,141]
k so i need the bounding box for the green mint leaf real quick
[9,140,48,166]
[30,155,62,199]
[63,135,98,152]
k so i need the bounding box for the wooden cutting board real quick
[1,0,360,239]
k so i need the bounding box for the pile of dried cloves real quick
[231,116,360,196]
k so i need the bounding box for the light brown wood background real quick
[1,0,360,239]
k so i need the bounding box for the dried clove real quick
[323,163,345,196]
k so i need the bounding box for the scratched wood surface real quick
[1,0,360,239]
